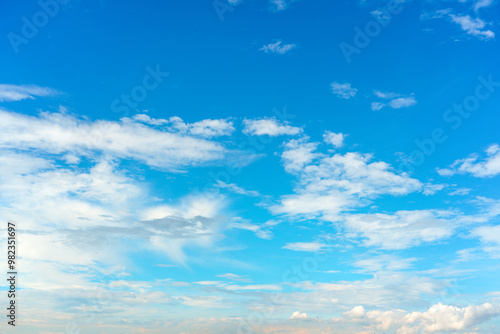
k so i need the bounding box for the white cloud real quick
[0,84,59,102]
[353,255,417,273]
[216,273,252,282]
[344,210,456,250]
[0,109,252,171]
[215,180,260,196]
[389,96,417,109]
[243,117,302,136]
[280,137,319,172]
[290,311,310,320]
[438,144,500,178]
[450,14,495,40]
[403,302,500,332]
[269,0,288,11]
[331,82,357,99]
[274,138,423,220]
[283,242,329,252]
[335,303,500,333]
[132,114,235,137]
[471,225,500,257]
[372,93,417,110]
[474,0,494,11]
[373,90,401,99]
[323,131,346,148]
[259,40,296,54]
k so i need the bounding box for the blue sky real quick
[1,0,500,333]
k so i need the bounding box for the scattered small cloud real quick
[259,40,296,54]
[331,82,357,99]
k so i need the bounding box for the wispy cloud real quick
[243,117,302,136]
[0,84,59,102]
[450,14,494,40]
[438,144,500,177]
[0,110,255,171]
[259,40,297,54]
[331,82,357,99]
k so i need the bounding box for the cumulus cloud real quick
[323,131,347,148]
[331,82,357,99]
[243,117,302,136]
[259,40,296,54]
[133,114,235,137]
[438,144,500,178]
[0,84,59,102]
[403,302,500,332]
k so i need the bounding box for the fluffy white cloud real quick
[0,84,59,102]
[290,311,310,320]
[438,144,500,177]
[337,302,500,333]
[331,82,357,99]
[0,109,252,170]
[243,117,302,136]
[323,131,346,148]
[259,40,296,54]
[450,14,494,40]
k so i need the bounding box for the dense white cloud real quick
[274,138,423,220]
[331,82,357,99]
[323,131,346,148]
[0,84,59,102]
[243,117,302,136]
[438,144,500,177]
[133,114,235,137]
[344,210,456,250]
[372,91,417,110]
[259,40,296,54]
